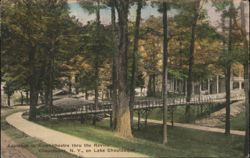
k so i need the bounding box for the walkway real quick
[6,112,147,158]
[141,118,245,136]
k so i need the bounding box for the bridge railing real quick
[77,103,112,114]
[51,92,245,117]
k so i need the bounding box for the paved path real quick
[6,112,147,158]
[141,118,245,136]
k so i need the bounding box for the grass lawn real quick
[230,112,246,131]
[143,105,211,123]
[1,107,77,158]
[35,118,245,158]
[143,106,187,122]
[216,111,246,131]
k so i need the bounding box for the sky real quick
[68,2,164,25]
[68,0,249,33]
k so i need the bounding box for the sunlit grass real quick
[36,118,244,157]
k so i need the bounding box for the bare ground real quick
[1,131,37,158]
[194,100,245,127]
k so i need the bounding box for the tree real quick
[136,70,145,95]
[212,0,246,135]
[238,0,249,156]
[15,0,43,120]
[110,0,118,129]
[114,0,133,138]
[79,0,105,108]
[224,2,234,135]
[41,0,80,114]
[129,0,143,129]
[78,69,96,99]
[139,16,162,97]
[3,82,15,106]
[162,1,169,145]
[1,0,82,120]
[185,0,201,122]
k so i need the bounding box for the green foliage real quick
[168,68,187,80]
[136,71,145,88]
[3,82,15,97]
[79,0,106,15]
[212,0,230,11]
[196,23,223,40]
[78,70,96,91]
[83,22,112,61]
[78,21,112,91]
[192,64,212,81]
[1,0,82,94]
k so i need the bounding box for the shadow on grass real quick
[35,118,244,158]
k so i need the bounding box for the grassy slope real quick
[36,119,244,158]
[143,106,201,123]
[1,107,77,158]
[214,111,246,131]
[146,104,246,131]
[230,112,246,131]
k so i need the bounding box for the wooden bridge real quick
[44,92,245,128]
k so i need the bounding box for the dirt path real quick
[1,106,36,158]
[1,130,37,158]
[139,118,245,136]
[6,112,147,158]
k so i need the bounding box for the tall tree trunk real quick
[45,86,49,106]
[85,89,89,100]
[48,56,54,115]
[162,2,169,145]
[20,91,24,105]
[68,76,72,94]
[225,3,233,135]
[199,81,201,101]
[29,74,38,120]
[183,79,186,95]
[225,66,231,134]
[240,1,249,156]
[152,74,156,96]
[147,75,153,96]
[26,90,29,104]
[39,91,44,104]
[94,59,99,107]
[243,59,249,157]
[129,0,142,129]
[185,0,200,122]
[7,93,11,107]
[75,74,79,95]
[44,59,49,107]
[94,0,101,108]
[49,86,53,114]
[111,0,118,129]
[114,0,133,138]
[28,45,37,120]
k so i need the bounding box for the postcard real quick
[1,0,249,157]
